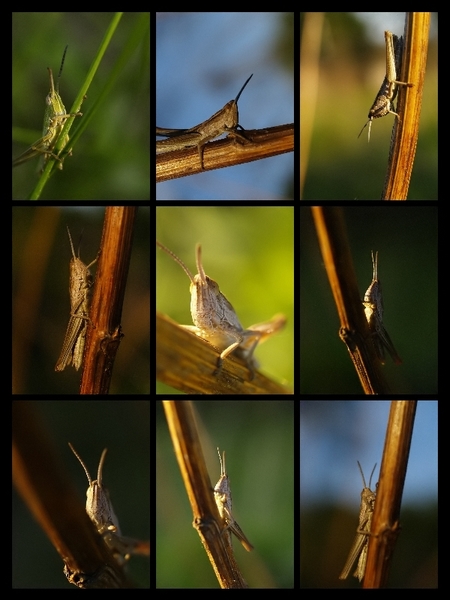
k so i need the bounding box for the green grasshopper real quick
[12,46,83,172]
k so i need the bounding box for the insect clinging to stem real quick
[214,447,254,552]
[13,45,83,172]
[68,443,150,565]
[362,250,402,365]
[339,461,378,582]
[55,227,98,372]
[357,31,413,142]
[156,74,253,169]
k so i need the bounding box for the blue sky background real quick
[300,400,437,507]
[156,12,294,200]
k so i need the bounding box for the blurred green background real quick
[156,206,294,393]
[12,12,150,200]
[156,400,294,587]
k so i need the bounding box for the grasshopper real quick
[358,31,413,142]
[55,227,98,372]
[339,462,378,582]
[13,45,83,172]
[156,74,253,169]
[214,448,253,552]
[362,251,402,365]
[68,443,150,566]
[157,241,286,378]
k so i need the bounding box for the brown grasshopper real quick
[362,251,402,365]
[156,241,286,378]
[55,227,99,371]
[358,31,413,142]
[339,462,378,582]
[55,227,98,372]
[156,74,253,169]
[214,448,253,552]
[68,443,150,566]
